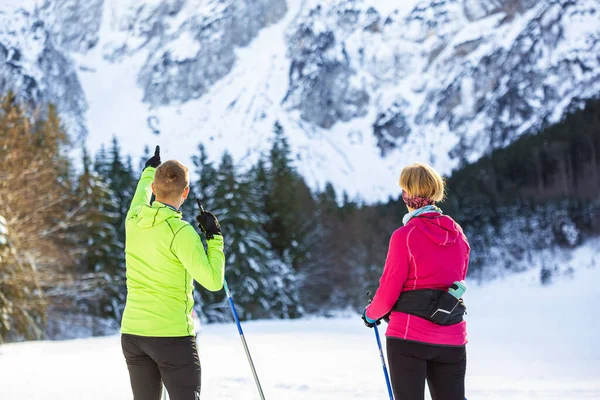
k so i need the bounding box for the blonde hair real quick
[154,160,189,199]
[399,162,445,202]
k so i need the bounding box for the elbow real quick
[206,279,223,292]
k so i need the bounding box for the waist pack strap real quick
[392,289,466,326]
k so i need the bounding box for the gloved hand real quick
[362,309,380,328]
[196,200,222,240]
[144,145,161,169]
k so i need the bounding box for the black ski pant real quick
[387,338,466,400]
[121,334,201,400]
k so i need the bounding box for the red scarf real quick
[402,190,434,209]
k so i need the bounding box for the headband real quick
[402,190,434,209]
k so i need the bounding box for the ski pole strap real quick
[392,289,466,326]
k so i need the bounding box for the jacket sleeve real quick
[366,229,411,321]
[172,225,225,292]
[126,167,155,221]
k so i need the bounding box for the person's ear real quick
[151,183,156,196]
[182,186,190,200]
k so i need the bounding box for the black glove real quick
[144,145,161,169]
[362,291,382,328]
[196,200,222,239]
[362,309,381,328]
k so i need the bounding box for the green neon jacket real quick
[120,167,225,337]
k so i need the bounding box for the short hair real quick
[399,162,445,202]
[154,160,189,199]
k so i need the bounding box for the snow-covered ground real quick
[1,244,599,399]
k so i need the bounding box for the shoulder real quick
[168,219,196,239]
[446,215,468,237]
[443,215,471,249]
[438,213,462,228]
[169,221,202,253]
[453,219,470,248]
[389,225,417,243]
[392,224,417,237]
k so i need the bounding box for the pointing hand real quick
[144,145,161,169]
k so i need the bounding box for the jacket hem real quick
[120,330,195,338]
[385,336,467,348]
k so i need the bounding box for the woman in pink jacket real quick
[363,162,469,400]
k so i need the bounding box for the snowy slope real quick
[0,240,598,400]
[1,0,600,200]
[0,0,38,10]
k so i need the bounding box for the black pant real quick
[387,338,466,400]
[121,334,201,400]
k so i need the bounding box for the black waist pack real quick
[392,289,466,326]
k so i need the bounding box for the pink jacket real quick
[366,213,470,346]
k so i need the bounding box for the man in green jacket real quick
[121,146,225,400]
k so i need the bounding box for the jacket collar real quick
[152,201,181,214]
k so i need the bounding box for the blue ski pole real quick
[224,279,266,400]
[373,323,394,400]
[197,201,265,398]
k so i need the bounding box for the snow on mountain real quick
[1,0,599,200]
[0,4,87,137]
[37,0,104,53]
[0,0,38,10]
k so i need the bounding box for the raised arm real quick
[126,167,155,221]
[126,146,161,221]
[172,226,225,291]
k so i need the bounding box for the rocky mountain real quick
[1,0,598,200]
[0,215,6,249]
[0,3,88,136]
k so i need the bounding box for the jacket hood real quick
[137,201,182,229]
[407,213,461,246]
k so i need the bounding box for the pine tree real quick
[104,136,137,240]
[139,145,151,173]
[86,137,137,320]
[254,158,269,202]
[263,122,317,271]
[190,144,220,319]
[192,143,218,208]
[319,183,339,216]
[249,160,303,319]
[200,152,301,320]
[94,144,110,177]
[299,183,339,311]
[74,148,125,319]
[180,184,199,223]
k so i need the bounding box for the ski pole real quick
[373,323,394,400]
[197,201,265,398]
[224,279,266,400]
